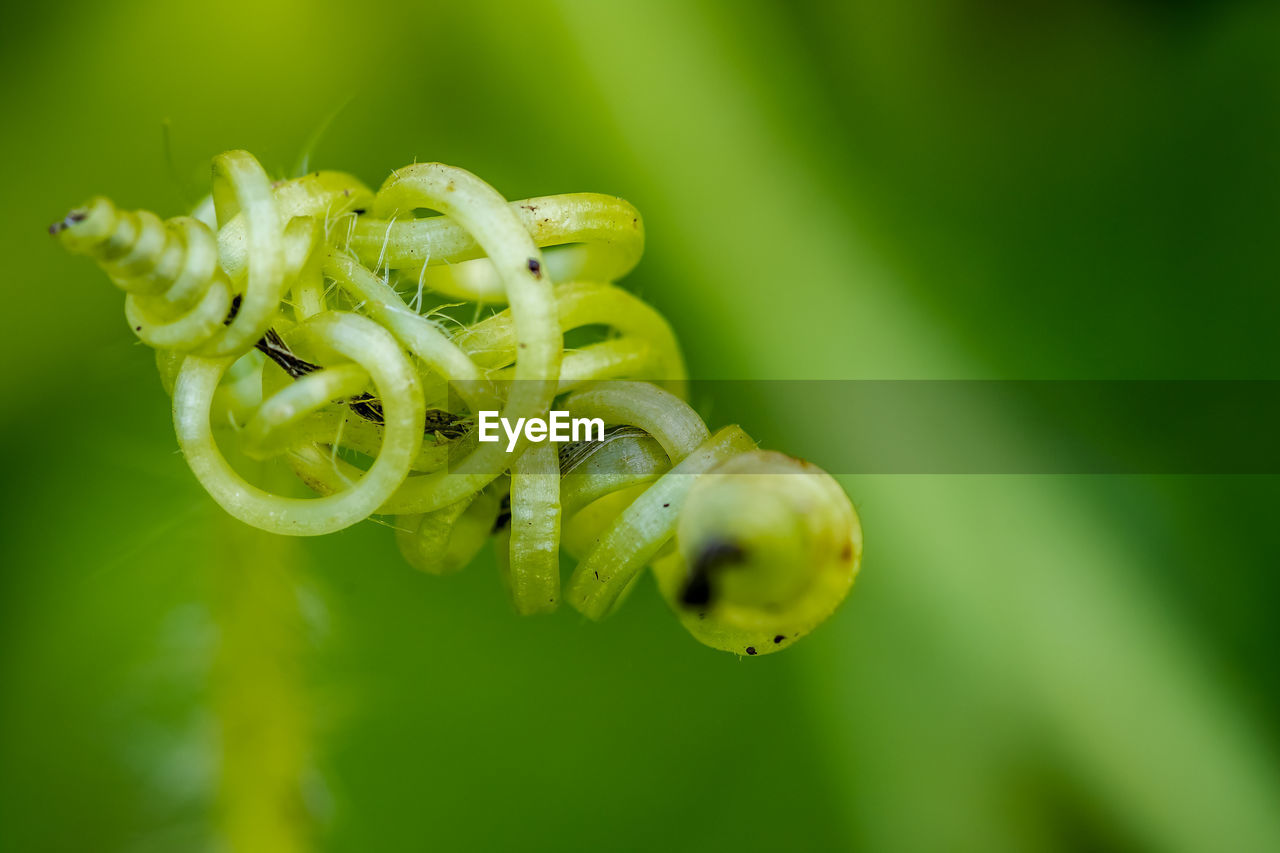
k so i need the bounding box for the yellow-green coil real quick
[53,149,862,655]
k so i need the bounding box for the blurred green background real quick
[3,0,1279,850]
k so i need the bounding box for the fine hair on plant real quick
[52,150,862,656]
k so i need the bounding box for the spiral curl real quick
[53,150,862,655]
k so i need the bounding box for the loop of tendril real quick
[53,150,862,654]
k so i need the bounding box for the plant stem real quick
[209,459,313,853]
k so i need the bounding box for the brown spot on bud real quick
[680,540,746,607]
[48,209,87,236]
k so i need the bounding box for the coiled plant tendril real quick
[52,150,862,655]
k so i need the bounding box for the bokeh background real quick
[3,0,1280,850]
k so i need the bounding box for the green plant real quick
[51,149,861,655]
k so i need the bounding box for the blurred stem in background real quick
[211,460,313,852]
